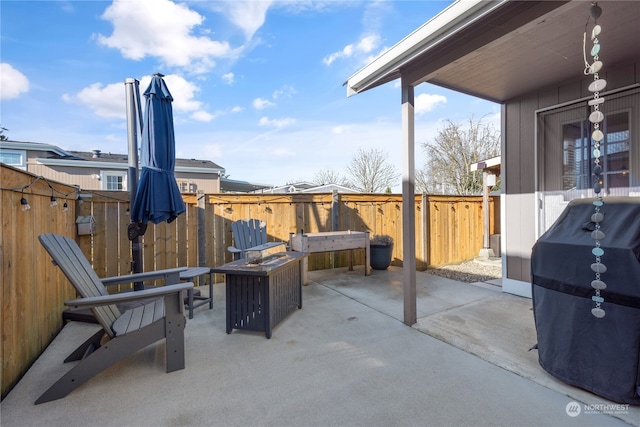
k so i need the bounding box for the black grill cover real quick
[531,197,640,404]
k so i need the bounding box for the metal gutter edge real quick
[0,141,70,157]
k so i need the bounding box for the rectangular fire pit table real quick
[289,230,370,284]
[211,251,306,339]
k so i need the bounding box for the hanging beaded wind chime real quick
[584,2,606,319]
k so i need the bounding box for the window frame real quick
[0,149,27,170]
[100,171,127,191]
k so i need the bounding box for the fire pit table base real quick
[213,252,306,339]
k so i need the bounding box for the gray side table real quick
[179,267,214,319]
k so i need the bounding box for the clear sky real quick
[1,0,499,191]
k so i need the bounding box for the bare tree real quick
[417,116,500,195]
[346,147,399,193]
[0,126,8,141]
[312,169,351,187]
[415,169,431,194]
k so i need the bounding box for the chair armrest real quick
[227,246,242,254]
[101,267,188,286]
[65,282,194,308]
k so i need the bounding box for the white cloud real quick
[57,1,75,13]
[323,45,352,66]
[415,93,447,115]
[231,106,243,113]
[323,34,380,66]
[272,85,297,100]
[191,110,216,122]
[258,117,295,128]
[0,63,29,100]
[158,75,203,112]
[223,1,273,40]
[222,73,235,85]
[361,0,391,34]
[66,74,209,120]
[253,98,275,110]
[67,81,125,119]
[95,0,240,74]
[332,125,349,134]
[356,34,379,53]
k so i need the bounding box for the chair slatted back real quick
[39,234,120,337]
[231,219,267,256]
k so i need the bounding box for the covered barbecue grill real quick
[531,197,640,404]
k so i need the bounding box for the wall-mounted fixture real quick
[76,215,96,235]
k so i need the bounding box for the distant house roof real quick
[256,182,360,194]
[220,177,272,193]
[0,140,70,157]
[300,184,359,193]
[63,150,224,174]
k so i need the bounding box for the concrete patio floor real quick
[1,266,638,427]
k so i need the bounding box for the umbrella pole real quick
[125,78,144,289]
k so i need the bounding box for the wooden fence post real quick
[331,190,340,268]
[197,190,206,267]
[421,193,429,269]
[331,190,340,231]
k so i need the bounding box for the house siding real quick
[175,172,220,193]
[503,59,640,283]
[28,163,102,190]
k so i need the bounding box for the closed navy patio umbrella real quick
[131,74,185,225]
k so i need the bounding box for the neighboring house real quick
[0,140,224,193]
[220,177,272,193]
[299,183,360,194]
[257,182,359,193]
[346,0,639,319]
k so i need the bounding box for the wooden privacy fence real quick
[1,166,79,400]
[1,164,499,399]
[77,191,499,279]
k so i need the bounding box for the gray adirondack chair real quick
[36,233,193,404]
[227,219,268,260]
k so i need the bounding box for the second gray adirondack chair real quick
[227,218,268,260]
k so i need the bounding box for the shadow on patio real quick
[1,267,637,427]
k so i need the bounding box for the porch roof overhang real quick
[344,0,640,323]
[346,0,640,104]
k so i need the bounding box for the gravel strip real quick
[426,259,502,283]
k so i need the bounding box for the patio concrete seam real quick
[425,294,497,317]
[312,280,412,326]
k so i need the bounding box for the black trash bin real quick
[531,197,640,404]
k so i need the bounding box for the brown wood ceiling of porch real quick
[405,1,640,103]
